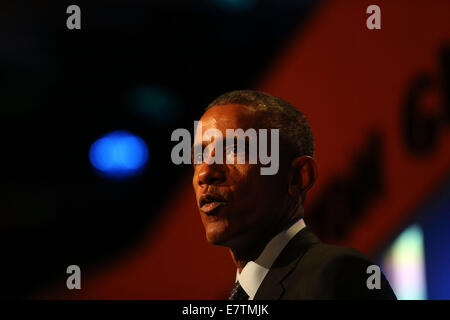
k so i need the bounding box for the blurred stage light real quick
[89,130,149,178]
[381,225,427,300]
[210,0,256,11]
[129,85,181,123]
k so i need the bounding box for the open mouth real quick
[199,194,228,214]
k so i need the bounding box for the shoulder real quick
[303,242,369,265]
[302,243,376,285]
[284,243,397,299]
[295,243,374,286]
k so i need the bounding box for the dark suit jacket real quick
[254,226,397,300]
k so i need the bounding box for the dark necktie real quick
[228,281,249,300]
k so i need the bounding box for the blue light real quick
[89,130,149,178]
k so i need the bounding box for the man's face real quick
[192,104,289,248]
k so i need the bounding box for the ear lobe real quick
[288,156,318,197]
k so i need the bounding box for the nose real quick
[197,163,226,186]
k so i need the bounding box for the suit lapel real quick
[254,226,320,300]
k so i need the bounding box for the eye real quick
[225,144,238,156]
[192,151,203,163]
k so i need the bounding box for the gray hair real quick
[206,90,314,159]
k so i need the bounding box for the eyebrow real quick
[191,136,223,157]
[191,137,252,163]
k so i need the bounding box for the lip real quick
[199,193,228,215]
[200,201,227,214]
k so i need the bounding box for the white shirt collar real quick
[235,218,306,299]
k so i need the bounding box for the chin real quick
[206,231,229,246]
[205,228,246,249]
[205,226,235,246]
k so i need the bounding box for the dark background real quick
[0,0,448,299]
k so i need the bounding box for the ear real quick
[287,156,318,197]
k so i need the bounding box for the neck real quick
[229,233,275,273]
[230,206,304,273]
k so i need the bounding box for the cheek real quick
[228,164,270,205]
[232,165,287,208]
[226,163,258,191]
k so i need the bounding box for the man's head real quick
[192,90,317,250]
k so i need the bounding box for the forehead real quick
[195,104,259,141]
